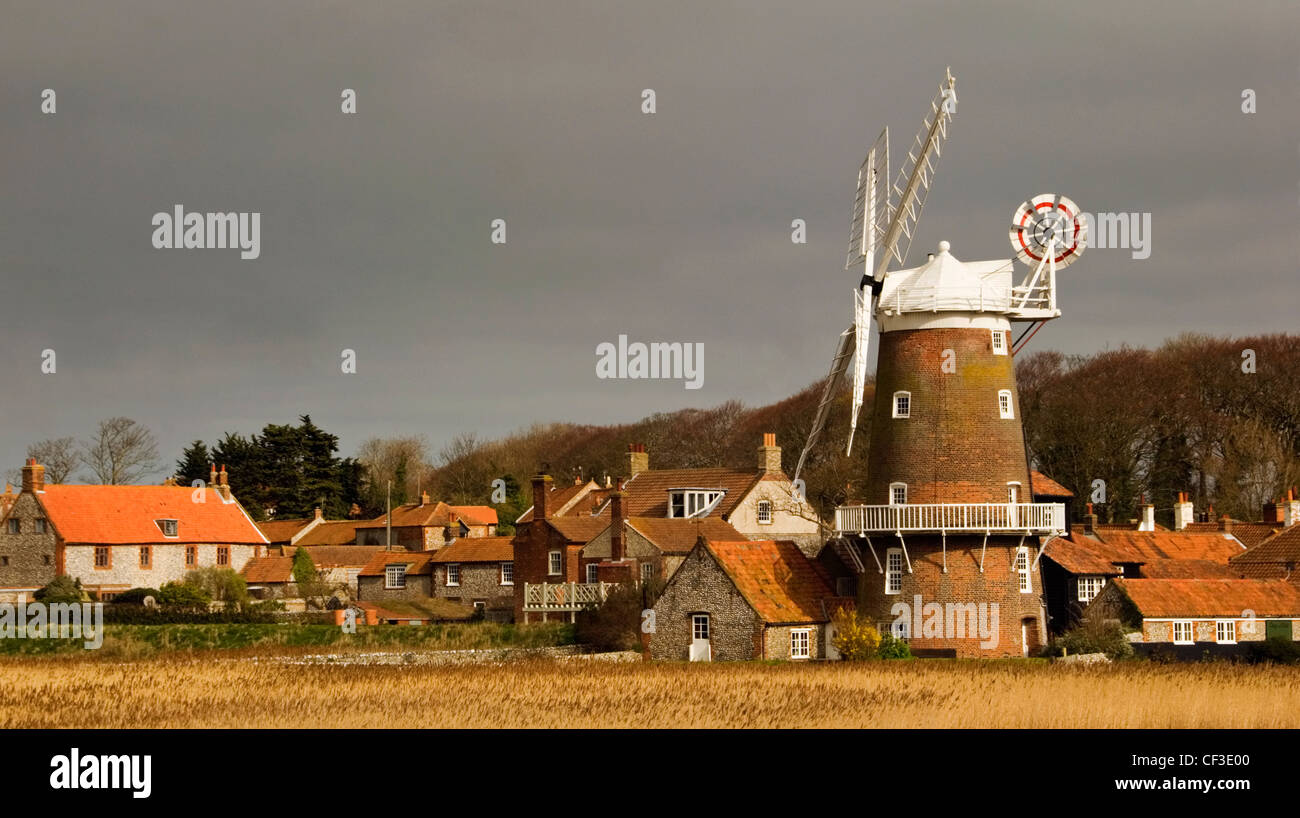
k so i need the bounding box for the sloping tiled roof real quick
[612,468,762,518]
[1231,525,1300,569]
[240,556,294,584]
[38,485,268,545]
[429,536,513,563]
[516,481,606,523]
[625,517,744,555]
[287,545,382,568]
[1113,578,1300,618]
[354,501,447,530]
[357,550,436,577]
[1042,536,1122,575]
[546,516,612,544]
[1089,530,1245,563]
[1030,471,1073,498]
[705,539,838,624]
[257,517,314,544]
[448,506,498,527]
[1138,559,1242,579]
[294,520,361,546]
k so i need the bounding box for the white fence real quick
[522,582,613,612]
[835,503,1065,534]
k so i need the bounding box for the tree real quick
[356,435,430,512]
[291,547,317,586]
[34,576,86,604]
[79,417,160,485]
[182,567,248,609]
[26,437,80,483]
[174,440,212,486]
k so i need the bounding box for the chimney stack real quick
[1286,488,1300,527]
[314,506,324,521]
[610,480,626,562]
[758,433,782,475]
[209,463,218,488]
[1219,514,1233,534]
[1173,492,1194,531]
[1138,501,1155,532]
[1084,502,1098,535]
[420,491,430,507]
[531,472,553,521]
[217,465,231,500]
[20,459,45,494]
[627,444,649,477]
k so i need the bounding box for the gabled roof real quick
[240,556,295,584]
[257,517,315,545]
[354,500,448,530]
[430,536,513,563]
[37,484,268,545]
[1231,525,1300,572]
[286,545,383,568]
[1111,578,1300,618]
[1030,471,1073,498]
[294,520,361,546]
[1042,537,1122,576]
[703,539,845,625]
[546,516,612,545]
[604,468,764,518]
[625,516,744,555]
[357,550,436,577]
[1044,531,1244,579]
[448,506,498,527]
[516,481,607,523]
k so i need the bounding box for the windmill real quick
[794,68,958,485]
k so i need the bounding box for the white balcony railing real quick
[522,582,614,612]
[835,503,1065,535]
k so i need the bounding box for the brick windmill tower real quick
[800,70,1085,657]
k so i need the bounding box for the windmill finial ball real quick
[937,240,950,253]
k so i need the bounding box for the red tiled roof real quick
[1030,471,1073,498]
[1137,559,1242,579]
[611,468,762,518]
[357,550,436,577]
[294,520,361,546]
[38,484,268,545]
[1089,529,1245,563]
[354,501,447,530]
[240,556,294,584]
[287,545,382,568]
[1231,525,1300,569]
[1042,536,1122,575]
[624,516,744,555]
[429,536,513,563]
[546,516,612,544]
[1113,578,1300,618]
[516,481,605,523]
[448,506,498,527]
[257,517,314,544]
[704,540,838,624]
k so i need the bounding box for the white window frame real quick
[445,563,460,587]
[385,564,407,590]
[692,614,710,641]
[668,490,724,518]
[998,389,1014,419]
[1215,620,1236,644]
[640,562,655,583]
[889,482,907,506]
[885,548,903,595]
[1077,575,1106,603]
[156,519,179,538]
[1172,620,1194,645]
[756,499,772,525]
[1007,482,1020,504]
[500,561,513,586]
[1016,546,1031,593]
[991,329,1007,355]
[892,391,911,419]
[790,629,811,660]
[548,550,562,576]
[586,563,599,584]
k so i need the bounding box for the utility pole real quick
[386,480,392,550]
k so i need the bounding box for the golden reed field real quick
[1,655,1298,728]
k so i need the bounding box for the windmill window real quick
[892,391,911,418]
[1016,546,1032,593]
[991,330,1007,355]
[889,483,907,506]
[998,390,1014,419]
[885,548,903,595]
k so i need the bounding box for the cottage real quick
[355,550,436,601]
[1231,523,1300,583]
[1089,577,1300,653]
[354,494,498,549]
[287,544,383,598]
[428,536,515,621]
[241,556,296,599]
[650,538,851,661]
[0,460,267,602]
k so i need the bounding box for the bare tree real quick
[79,417,160,484]
[356,435,430,507]
[25,437,81,483]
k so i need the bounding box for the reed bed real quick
[1,656,1297,728]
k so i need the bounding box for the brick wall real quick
[864,326,1031,504]
[0,493,57,591]
[650,546,762,661]
[512,520,584,622]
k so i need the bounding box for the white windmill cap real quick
[878,242,1015,314]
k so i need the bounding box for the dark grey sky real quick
[2,1,1297,477]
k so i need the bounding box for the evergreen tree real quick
[175,441,212,486]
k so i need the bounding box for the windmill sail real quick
[845,287,871,456]
[793,325,854,485]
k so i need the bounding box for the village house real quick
[356,550,436,600]
[286,544,383,599]
[649,537,852,661]
[0,460,267,602]
[354,494,498,549]
[1088,577,1300,655]
[1231,521,1300,583]
[580,513,743,585]
[240,556,296,599]
[428,536,515,621]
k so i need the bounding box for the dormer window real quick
[998,390,1014,419]
[991,329,1007,355]
[668,490,724,518]
[156,519,179,538]
[892,391,911,418]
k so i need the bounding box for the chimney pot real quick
[758,433,782,475]
[627,444,649,477]
[314,506,323,521]
[20,460,45,494]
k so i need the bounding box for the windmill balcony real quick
[834,502,1066,535]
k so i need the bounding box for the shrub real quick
[112,587,161,606]
[574,583,642,652]
[158,581,212,609]
[182,567,249,608]
[831,607,881,660]
[1056,616,1134,660]
[1244,636,1300,665]
[877,633,913,659]
[34,576,86,604]
[291,547,317,586]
